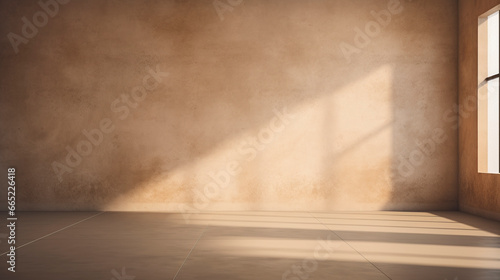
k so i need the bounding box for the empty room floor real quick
[0,211,499,280]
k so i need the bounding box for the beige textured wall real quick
[459,0,500,221]
[0,0,458,212]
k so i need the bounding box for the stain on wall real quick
[459,0,500,221]
[0,0,458,212]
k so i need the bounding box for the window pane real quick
[488,11,499,76]
[487,78,499,173]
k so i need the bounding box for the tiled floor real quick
[0,211,499,280]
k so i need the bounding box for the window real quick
[478,8,500,174]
